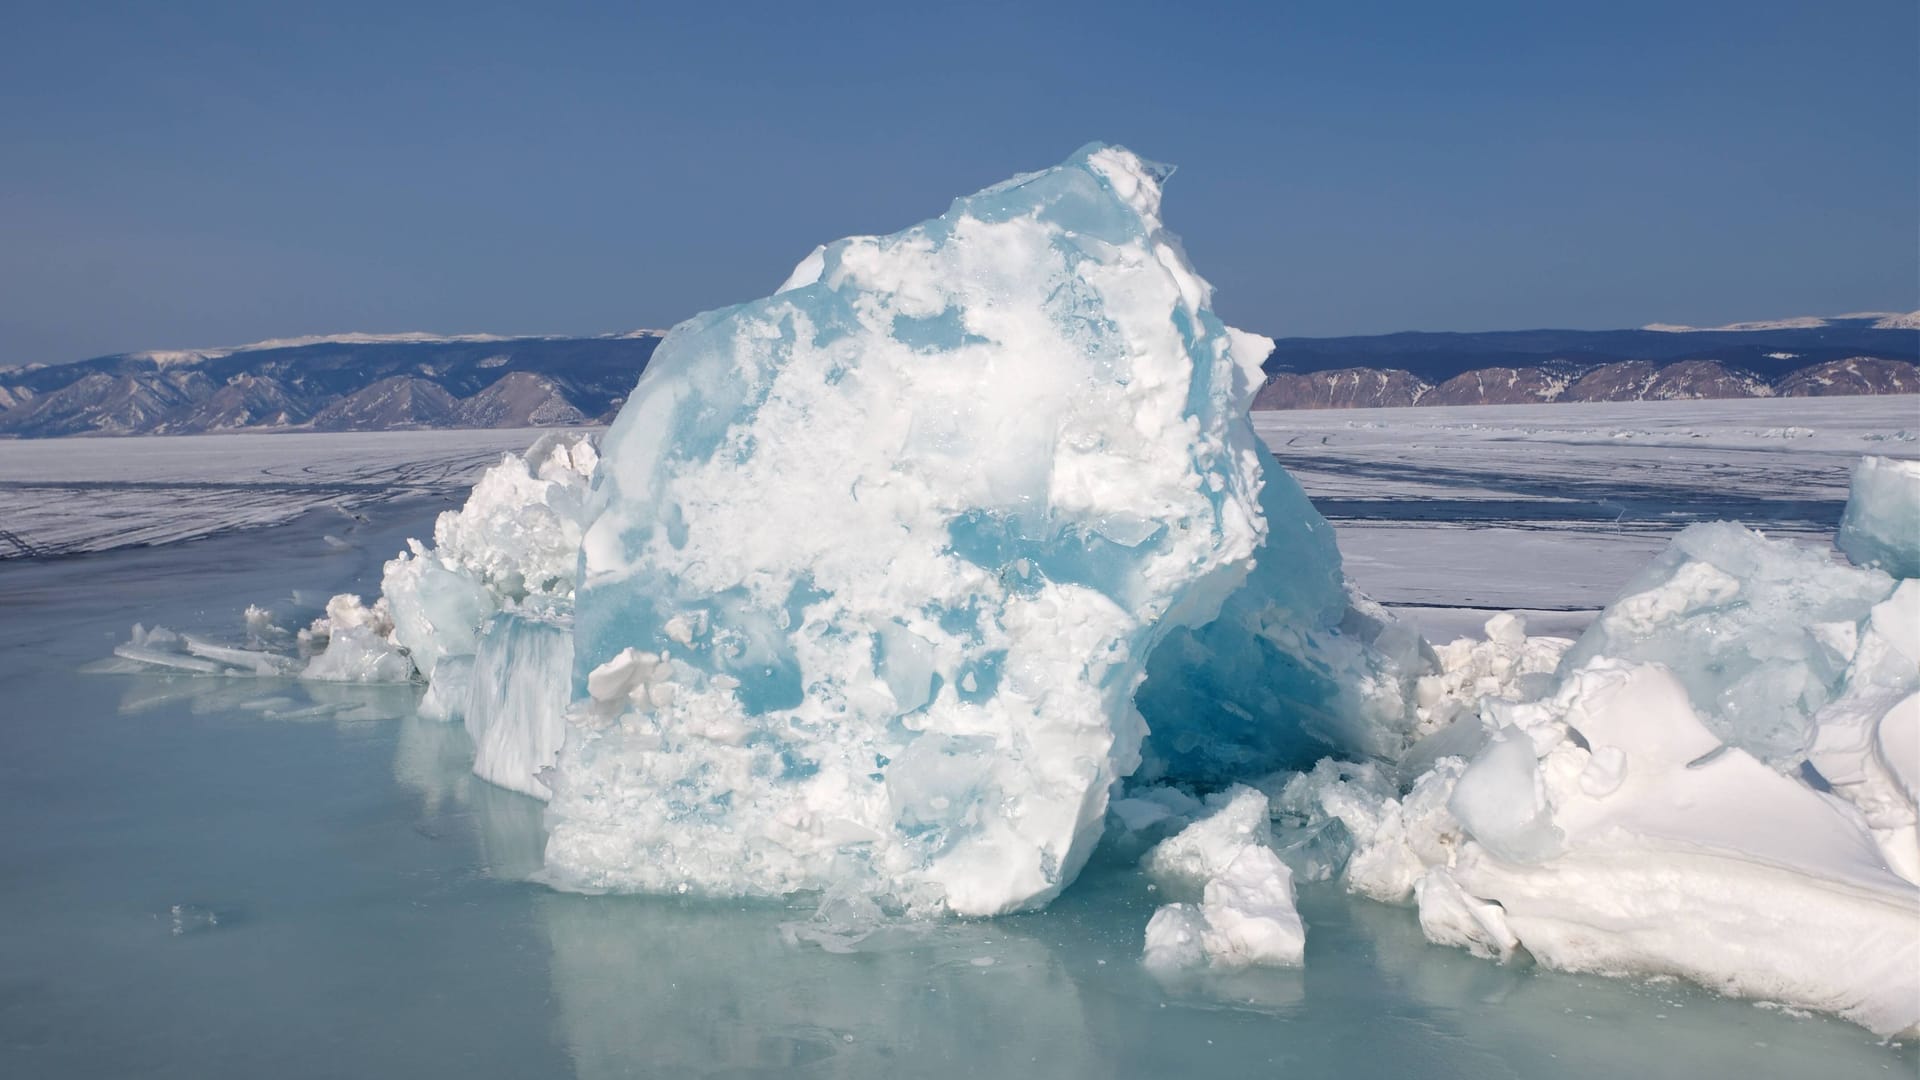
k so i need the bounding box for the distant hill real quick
[1254,313,1918,409]
[1,313,1914,436]
[0,332,662,437]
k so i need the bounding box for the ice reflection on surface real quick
[409,725,1913,1080]
[113,674,422,726]
[538,894,1108,1080]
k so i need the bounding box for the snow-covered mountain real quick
[1254,318,1917,409]
[0,332,663,437]
[1643,310,1920,332]
[2,316,1914,434]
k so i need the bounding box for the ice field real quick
[2,400,1916,1076]
[5,395,1908,622]
[0,488,1914,1078]
[1261,396,1917,638]
[0,428,545,557]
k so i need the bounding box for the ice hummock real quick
[112,145,1414,920]
[1838,454,1920,579]
[547,143,1414,915]
[1281,522,1920,1038]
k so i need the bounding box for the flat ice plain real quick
[0,395,1915,1078]
[0,428,547,557]
[1258,396,1917,638]
[6,394,1908,598]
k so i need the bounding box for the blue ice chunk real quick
[1838,455,1920,579]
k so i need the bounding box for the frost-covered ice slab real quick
[464,612,573,799]
[1838,455,1920,579]
[1292,657,1920,1037]
[547,144,1410,914]
[1559,521,1895,765]
[1451,661,1920,1038]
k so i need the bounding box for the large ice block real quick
[547,144,1406,914]
[1838,455,1920,579]
[1135,557,1429,784]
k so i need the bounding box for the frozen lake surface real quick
[1260,395,1917,638]
[0,428,551,557]
[1,397,1915,1076]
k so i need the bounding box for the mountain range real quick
[1,314,1913,437]
[0,332,663,438]
[1253,313,1918,408]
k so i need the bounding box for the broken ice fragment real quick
[465,612,573,800]
[1139,786,1305,969]
[1558,521,1896,765]
[1838,455,1920,579]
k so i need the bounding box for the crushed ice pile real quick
[1137,785,1305,971]
[104,146,1920,1038]
[105,433,599,794]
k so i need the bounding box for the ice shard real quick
[464,612,574,800]
[1838,454,1920,579]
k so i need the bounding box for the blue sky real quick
[1,0,1914,363]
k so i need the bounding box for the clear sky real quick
[2,0,1914,364]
